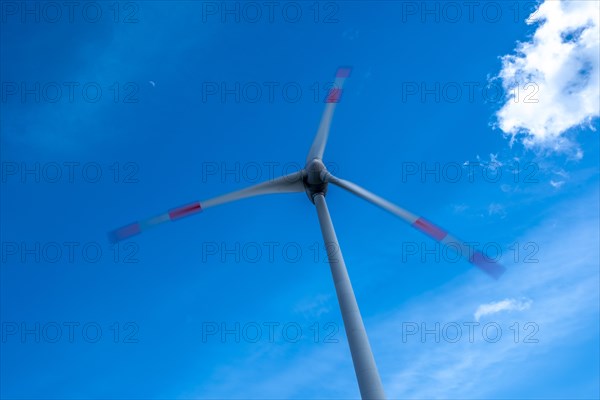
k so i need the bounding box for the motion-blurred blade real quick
[326,174,505,279]
[109,171,305,243]
[306,66,352,163]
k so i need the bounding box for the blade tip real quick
[470,251,506,280]
[336,66,353,78]
[108,222,141,243]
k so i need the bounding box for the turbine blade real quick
[306,66,352,163]
[109,171,305,243]
[326,174,505,279]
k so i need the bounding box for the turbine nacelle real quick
[303,158,328,203]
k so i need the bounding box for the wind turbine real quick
[109,67,505,399]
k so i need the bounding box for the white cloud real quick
[550,169,569,188]
[495,0,600,154]
[487,202,507,217]
[489,153,503,167]
[293,293,333,318]
[452,204,469,214]
[474,298,533,321]
[553,169,570,178]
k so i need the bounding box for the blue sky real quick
[1,1,599,399]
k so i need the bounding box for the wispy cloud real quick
[2,6,218,154]
[474,298,533,321]
[495,0,600,155]
[377,189,599,399]
[293,293,333,318]
[452,204,469,214]
[191,188,600,399]
[549,168,570,189]
[487,202,507,217]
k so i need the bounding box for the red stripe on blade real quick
[326,88,342,103]
[412,218,448,241]
[169,202,202,220]
[470,251,506,280]
[109,222,141,243]
[336,67,352,78]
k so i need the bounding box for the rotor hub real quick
[303,158,328,203]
